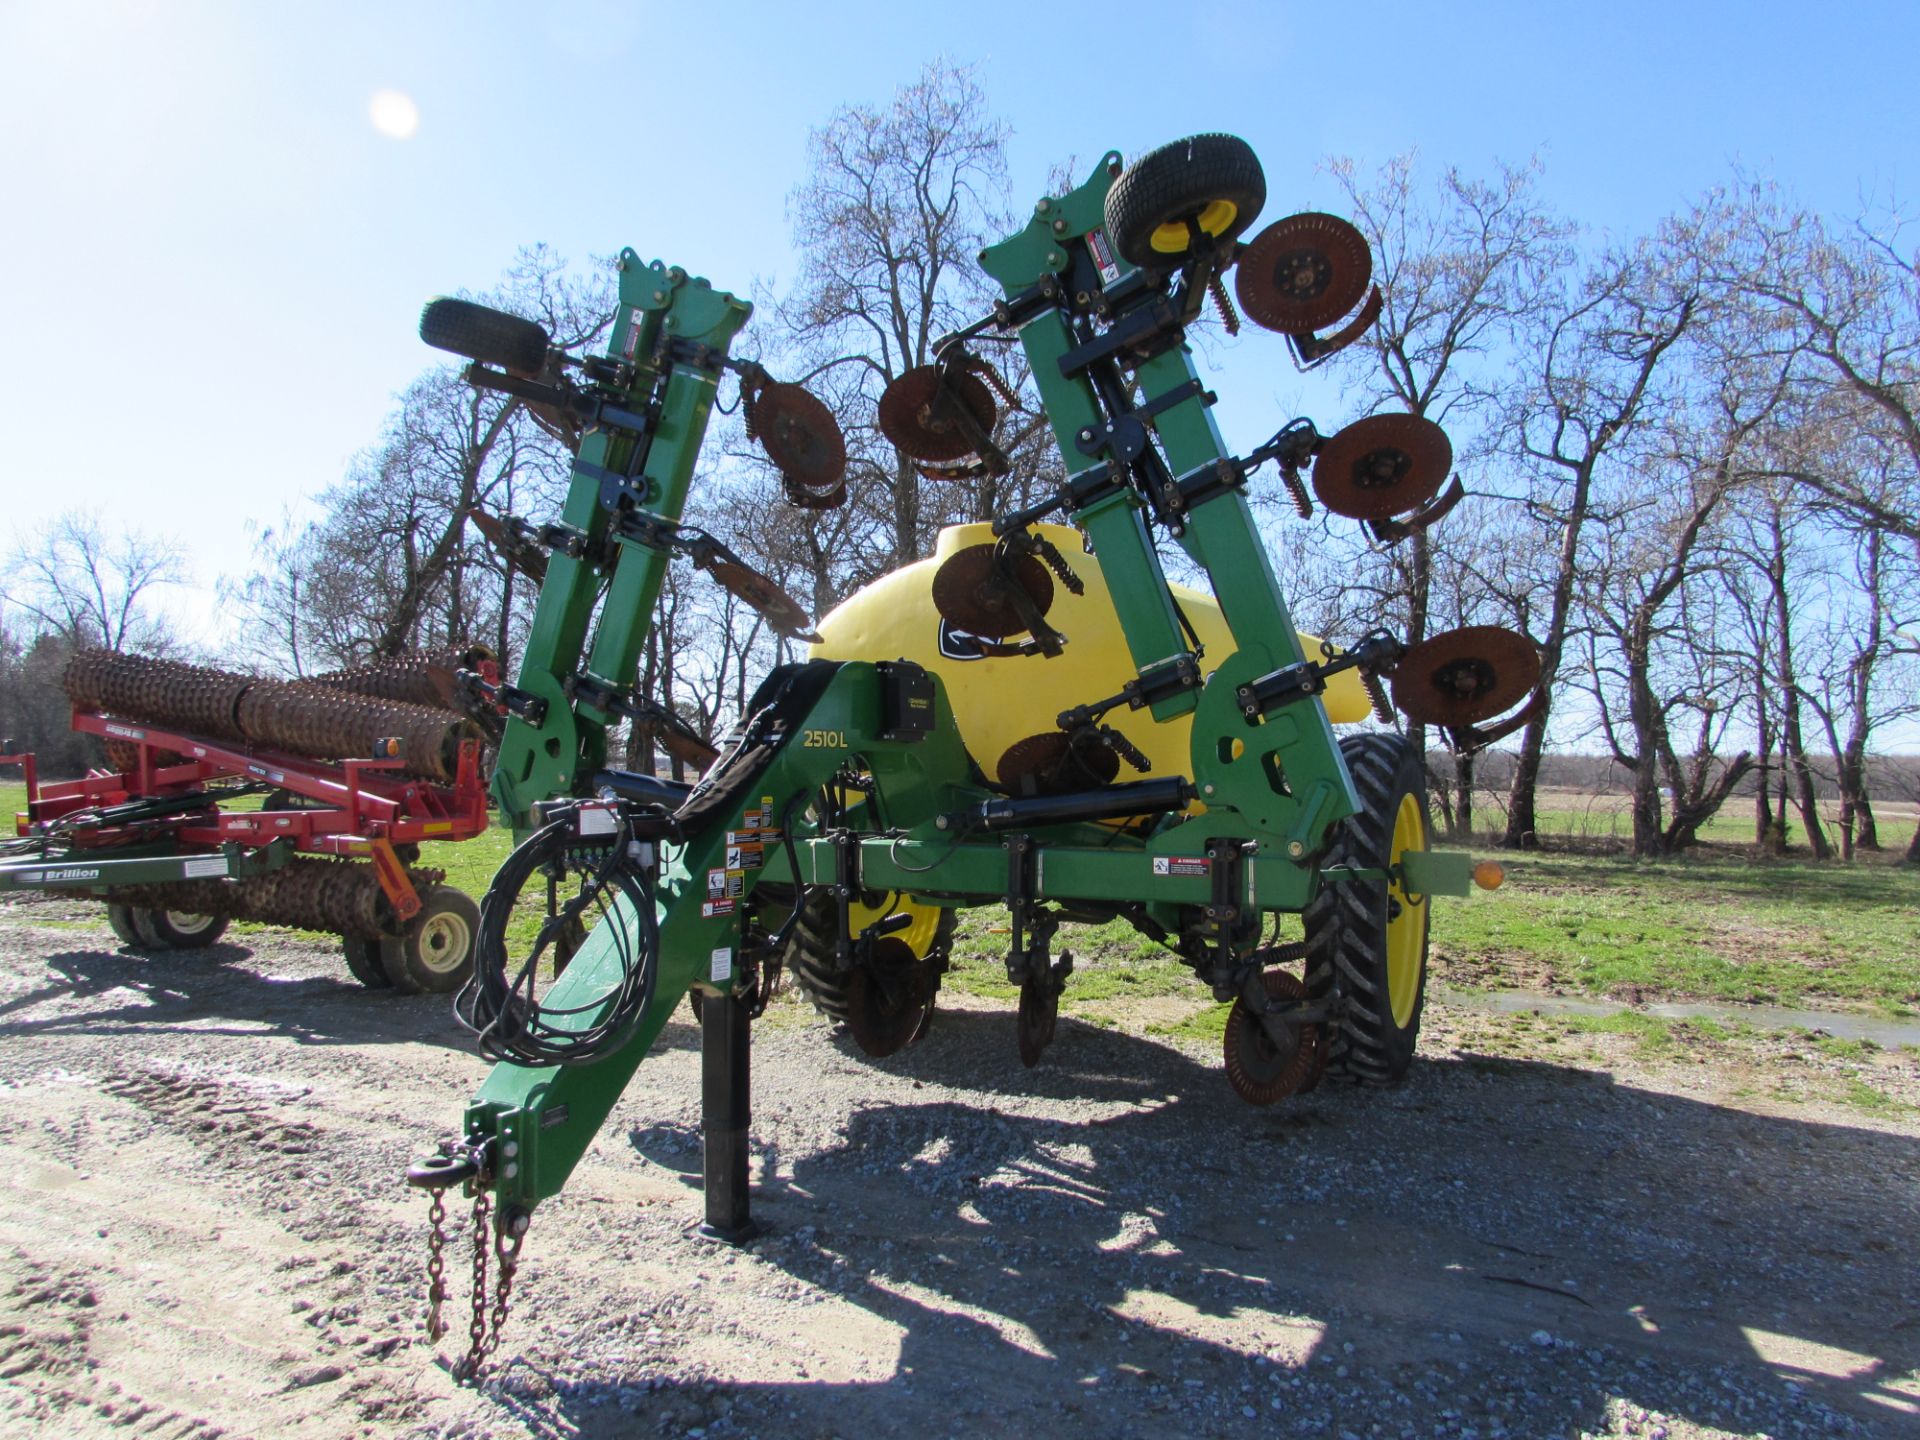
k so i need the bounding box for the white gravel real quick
[0,897,1915,1439]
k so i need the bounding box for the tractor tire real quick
[340,935,394,989]
[1304,733,1431,1083]
[106,903,159,950]
[784,888,956,1053]
[1103,133,1266,268]
[379,885,480,994]
[144,910,231,949]
[418,297,551,378]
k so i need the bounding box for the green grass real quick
[7,777,1917,1017]
[944,910,1198,1006]
[1432,850,1920,1012]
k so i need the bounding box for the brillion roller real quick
[65,649,488,784]
[2,647,494,993]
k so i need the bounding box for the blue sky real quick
[2,0,1914,654]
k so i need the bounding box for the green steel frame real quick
[429,155,1479,1232]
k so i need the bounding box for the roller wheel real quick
[783,888,956,1055]
[106,903,159,950]
[1103,133,1266,268]
[340,935,393,989]
[1304,734,1430,1083]
[419,297,552,377]
[145,910,231,949]
[380,885,481,994]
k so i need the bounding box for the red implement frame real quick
[12,711,491,919]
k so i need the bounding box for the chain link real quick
[451,1188,493,1381]
[423,1187,449,1342]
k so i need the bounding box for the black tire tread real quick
[145,910,230,949]
[1103,133,1266,268]
[381,885,480,994]
[1303,734,1428,1084]
[340,935,393,989]
[419,297,551,376]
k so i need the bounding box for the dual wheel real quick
[106,905,230,951]
[340,885,482,995]
[104,887,478,996]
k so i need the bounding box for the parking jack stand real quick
[698,989,760,1244]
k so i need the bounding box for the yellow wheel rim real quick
[847,892,943,957]
[1385,792,1429,1028]
[1150,199,1239,254]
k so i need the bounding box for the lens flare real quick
[369,89,420,140]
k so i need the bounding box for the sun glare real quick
[368,89,420,140]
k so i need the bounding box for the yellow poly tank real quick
[809,521,1368,790]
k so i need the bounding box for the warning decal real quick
[1152,856,1209,879]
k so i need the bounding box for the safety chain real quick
[424,1188,449,1342]
[454,1188,492,1380]
[412,1144,528,1385]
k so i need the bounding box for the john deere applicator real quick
[403,134,1541,1377]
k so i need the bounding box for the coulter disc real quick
[707,559,820,642]
[841,937,939,1058]
[929,544,1054,640]
[1234,212,1373,335]
[1223,968,1322,1105]
[754,383,847,495]
[995,731,1121,797]
[1311,413,1453,521]
[1389,625,1542,728]
[877,366,998,464]
[1016,974,1060,1068]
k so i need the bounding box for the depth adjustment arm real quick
[1055,653,1204,731]
[1235,630,1406,723]
[1202,837,1254,999]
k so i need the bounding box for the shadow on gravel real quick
[0,942,478,1051]
[598,1006,1919,1439]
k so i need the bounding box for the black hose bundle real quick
[458,809,663,1067]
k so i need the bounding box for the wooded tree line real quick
[4,63,1915,859]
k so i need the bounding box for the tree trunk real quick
[1625,634,1667,857]
[1453,749,1475,839]
[1905,817,1920,865]
[1504,715,1547,848]
[1766,511,1831,859]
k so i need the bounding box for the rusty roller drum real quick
[64,651,477,780]
[63,650,251,743]
[105,859,445,939]
[235,682,473,783]
[302,645,493,710]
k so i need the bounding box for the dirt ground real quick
[0,900,1916,1440]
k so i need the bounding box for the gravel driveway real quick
[0,901,1914,1439]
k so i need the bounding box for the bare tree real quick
[1499,240,1700,847]
[4,512,186,654]
[225,248,611,672]
[1716,187,1920,553]
[773,60,1017,576]
[1323,154,1570,836]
